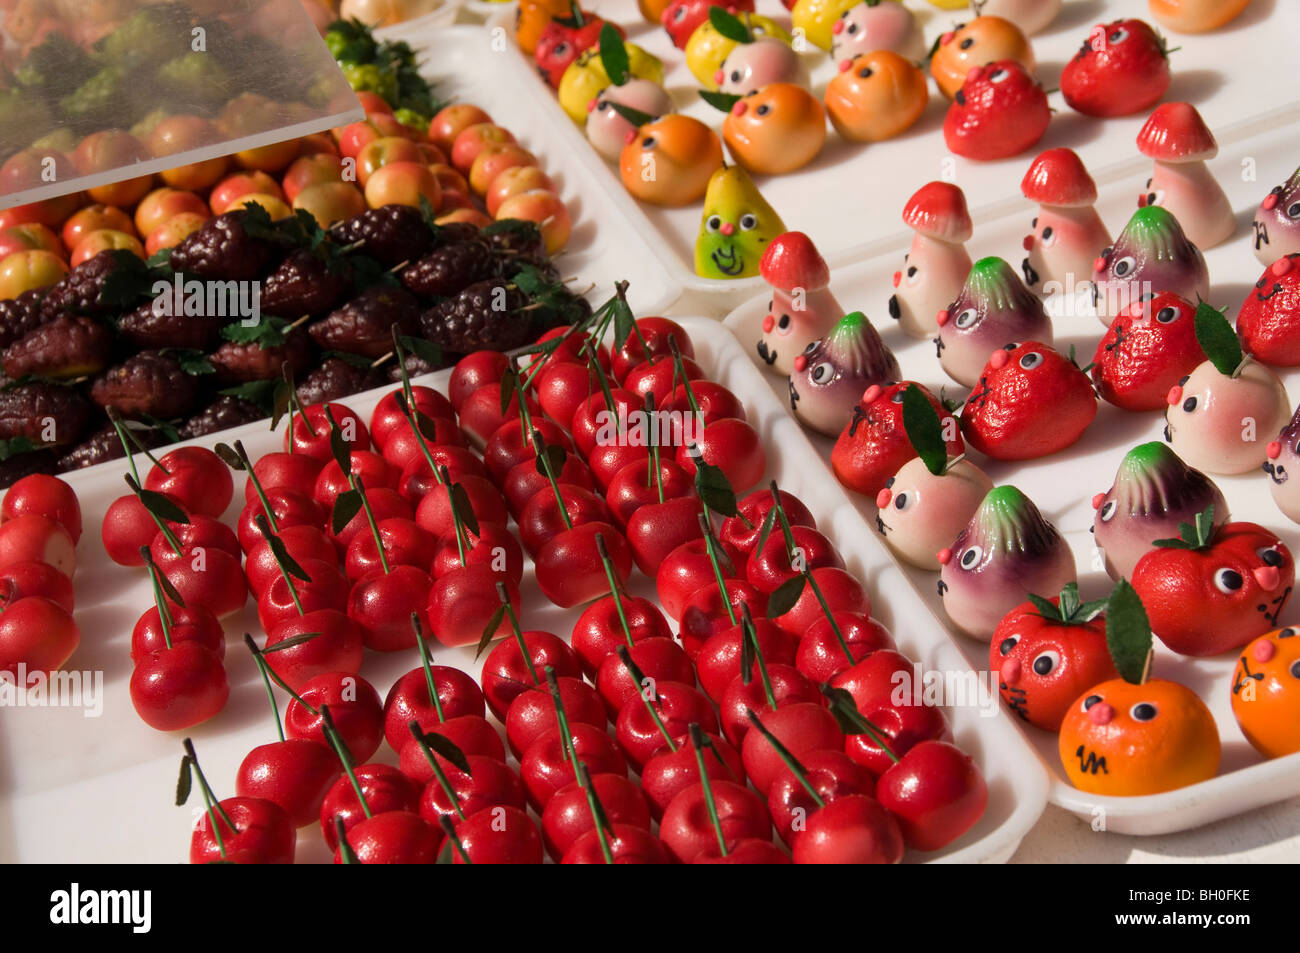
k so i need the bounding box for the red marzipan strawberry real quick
[1092,291,1203,411]
[1132,508,1294,657]
[534,8,620,88]
[1061,19,1172,119]
[961,342,1097,461]
[831,381,962,497]
[1237,253,1300,367]
[942,60,1049,162]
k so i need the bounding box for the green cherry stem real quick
[532,430,573,530]
[740,603,777,710]
[244,636,285,743]
[497,580,539,685]
[334,818,359,864]
[407,720,466,822]
[254,514,305,616]
[745,708,823,807]
[667,335,702,419]
[243,633,317,714]
[767,480,798,555]
[574,759,615,864]
[234,439,279,533]
[411,612,447,724]
[183,738,237,836]
[697,512,737,628]
[644,391,665,502]
[507,357,535,449]
[688,724,727,858]
[124,474,184,556]
[440,466,470,567]
[819,684,901,764]
[140,548,175,649]
[397,393,448,487]
[584,339,621,428]
[351,473,391,575]
[594,533,634,648]
[804,567,853,666]
[615,644,677,753]
[320,704,371,818]
[437,815,473,863]
[544,664,578,771]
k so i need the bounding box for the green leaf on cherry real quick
[740,612,756,684]
[327,414,352,478]
[1106,579,1153,685]
[606,101,653,130]
[413,409,443,443]
[267,531,313,583]
[609,295,636,353]
[598,22,629,87]
[449,482,481,539]
[1193,302,1243,377]
[213,442,244,471]
[262,632,321,654]
[533,440,567,480]
[477,604,506,659]
[755,506,777,555]
[175,755,193,806]
[694,459,738,517]
[138,486,190,526]
[332,488,363,535]
[150,559,187,608]
[708,5,753,43]
[418,731,473,776]
[499,365,519,417]
[699,89,742,113]
[822,685,872,736]
[901,383,946,477]
[767,574,805,619]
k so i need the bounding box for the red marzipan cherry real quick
[641,732,745,820]
[236,738,340,827]
[719,663,821,747]
[330,487,412,552]
[397,716,506,783]
[537,360,596,431]
[129,641,229,730]
[741,702,845,797]
[769,749,876,848]
[413,474,507,539]
[450,351,509,412]
[256,556,348,633]
[571,593,674,678]
[380,417,468,471]
[502,452,594,520]
[451,805,544,864]
[656,538,724,622]
[130,602,224,662]
[344,517,435,580]
[312,450,397,509]
[615,680,719,770]
[103,493,174,567]
[562,824,671,864]
[876,740,987,852]
[284,402,370,460]
[696,618,798,702]
[797,613,894,684]
[144,447,234,519]
[505,676,607,759]
[383,664,486,752]
[245,524,336,596]
[152,514,241,561]
[244,452,325,505]
[286,671,384,763]
[526,325,610,379]
[596,637,695,716]
[458,383,540,448]
[333,810,441,864]
[831,650,952,776]
[746,527,845,594]
[588,443,651,492]
[678,580,768,658]
[662,380,747,429]
[719,489,816,571]
[0,561,74,612]
[427,563,520,647]
[542,773,652,860]
[153,542,247,619]
[519,723,628,811]
[419,755,528,829]
[612,317,695,382]
[398,446,489,505]
[535,521,633,608]
[430,520,524,584]
[660,779,771,864]
[237,487,324,553]
[517,482,610,556]
[771,567,869,639]
[695,838,790,864]
[3,473,82,541]
[320,763,419,851]
[0,595,79,675]
[264,608,364,692]
[676,419,767,494]
[792,793,904,864]
[347,565,433,652]
[483,417,573,485]
[371,385,455,450]
[571,387,642,459]
[605,458,693,528]
[626,496,705,577]
[482,630,581,721]
[623,354,705,407]
[191,796,295,864]
[0,513,76,576]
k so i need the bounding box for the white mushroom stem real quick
[1029,203,1111,295]
[1149,158,1236,250]
[896,232,971,340]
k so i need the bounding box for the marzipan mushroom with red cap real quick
[755,231,842,376]
[1136,102,1235,249]
[889,182,973,340]
[974,0,1062,36]
[1020,148,1112,294]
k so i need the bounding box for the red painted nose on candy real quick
[1000,658,1022,686]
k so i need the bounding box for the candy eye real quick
[1288,202,1300,219]
[959,545,983,569]
[1291,659,1300,679]
[1156,305,1179,323]
[890,391,905,404]
[960,37,974,49]
[1109,27,1129,43]
[1032,650,1060,676]
[776,314,791,333]
[1214,568,1244,593]
[989,68,1009,83]
[1182,396,1197,413]
[810,362,833,384]
[672,6,686,21]
[1082,694,1103,711]
[1019,351,1044,370]
[756,103,771,116]
[955,307,978,329]
[1258,546,1285,567]
[739,214,758,231]
[847,22,858,34]
[552,41,569,57]
[730,69,742,83]
[641,135,657,150]
[1100,499,1117,522]
[1039,226,1056,248]
[906,265,920,286]
[858,65,874,78]
[1112,255,1137,277]
[705,215,722,234]
[999,634,1020,656]
[1128,702,1156,722]
[894,491,911,511]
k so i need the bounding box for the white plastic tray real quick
[483,0,1300,314]
[0,317,1047,863]
[725,117,1300,836]
[377,21,680,317]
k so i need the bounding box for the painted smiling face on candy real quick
[1252,167,1300,267]
[935,256,1052,388]
[788,310,899,436]
[1092,206,1208,322]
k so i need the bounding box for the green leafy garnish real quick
[699,90,742,113]
[598,23,629,87]
[1106,579,1153,685]
[901,384,947,477]
[1194,302,1244,377]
